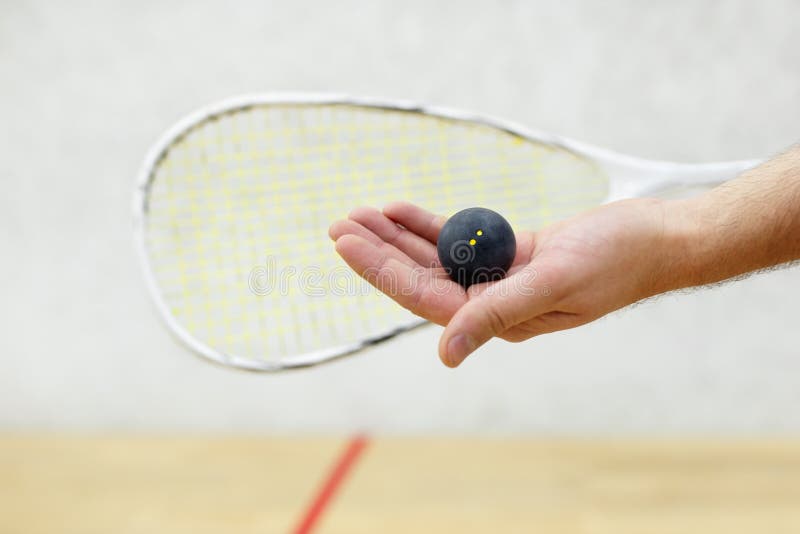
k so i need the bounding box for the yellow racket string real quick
[144,104,609,362]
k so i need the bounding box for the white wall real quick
[1,0,799,434]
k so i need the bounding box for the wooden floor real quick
[2,436,800,533]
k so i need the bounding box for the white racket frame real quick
[134,92,761,372]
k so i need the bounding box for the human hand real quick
[329,199,683,367]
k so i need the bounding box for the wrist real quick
[654,197,708,293]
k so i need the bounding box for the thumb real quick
[438,266,552,367]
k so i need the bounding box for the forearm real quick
[664,144,800,290]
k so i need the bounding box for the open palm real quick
[330,199,672,366]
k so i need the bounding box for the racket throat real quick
[605,159,759,202]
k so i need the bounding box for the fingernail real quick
[446,333,476,367]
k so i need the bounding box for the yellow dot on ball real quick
[469,239,477,246]
[476,230,483,236]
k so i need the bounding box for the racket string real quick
[144,103,609,362]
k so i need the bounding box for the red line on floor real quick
[292,435,369,534]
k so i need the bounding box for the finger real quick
[499,312,581,342]
[438,265,554,367]
[329,218,417,268]
[383,201,447,244]
[335,234,467,325]
[329,218,381,244]
[348,206,440,267]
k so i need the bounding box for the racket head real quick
[134,93,611,371]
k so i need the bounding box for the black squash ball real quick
[436,207,516,288]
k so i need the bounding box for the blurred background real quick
[2,0,799,436]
